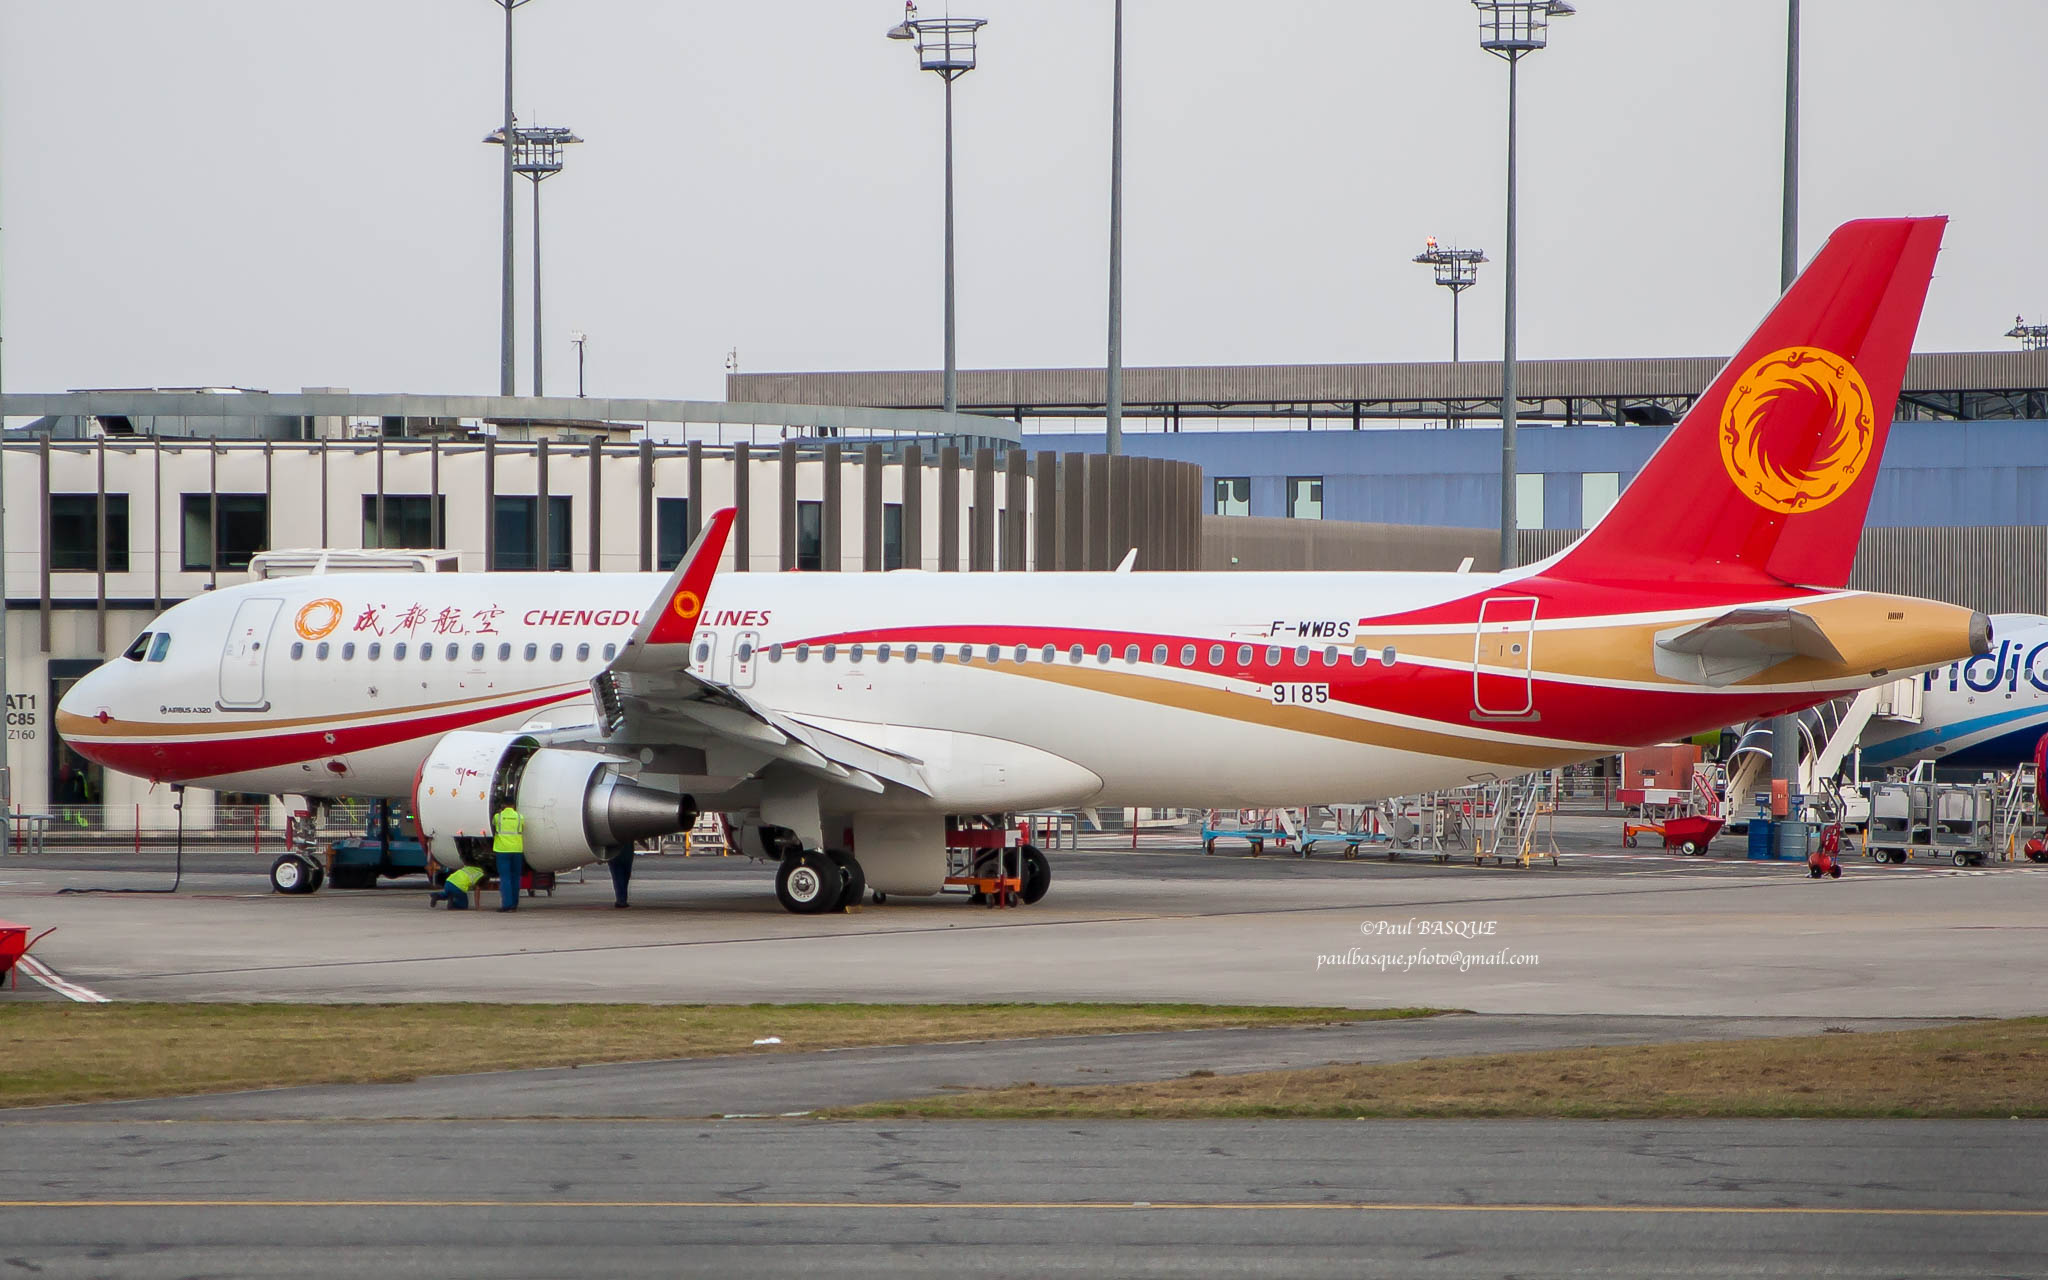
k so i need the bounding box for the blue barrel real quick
[1748,819,1775,860]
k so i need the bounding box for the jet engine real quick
[413,730,695,873]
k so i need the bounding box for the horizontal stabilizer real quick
[1653,606,1846,687]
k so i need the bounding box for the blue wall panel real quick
[1023,421,2048,530]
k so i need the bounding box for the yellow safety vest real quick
[492,806,525,854]
[446,865,487,893]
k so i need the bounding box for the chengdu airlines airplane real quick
[59,218,1988,914]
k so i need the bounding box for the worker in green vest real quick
[430,863,486,910]
[492,800,525,913]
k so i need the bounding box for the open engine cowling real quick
[413,730,696,873]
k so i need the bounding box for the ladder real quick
[1995,763,2041,861]
[1479,772,1559,866]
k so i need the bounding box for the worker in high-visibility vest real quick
[431,863,487,910]
[492,801,525,913]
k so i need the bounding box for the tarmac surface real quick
[1,1117,2040,1277]
[7,825,2045,1275]
[5,822,2048,1016]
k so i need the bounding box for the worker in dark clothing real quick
[607,845,634,908]
[492,801,525,913]
[431,863,487,910]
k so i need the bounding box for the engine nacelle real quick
[413,730,695,873]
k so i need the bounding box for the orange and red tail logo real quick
[1717,347,1875,516]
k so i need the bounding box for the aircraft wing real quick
[1652,605,1848,688]
[582,509,931,798]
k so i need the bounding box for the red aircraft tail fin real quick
[1553,217,1944,589]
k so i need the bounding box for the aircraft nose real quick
[55,664,119,763]
[1969,611,1993,657]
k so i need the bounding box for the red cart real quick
[0,923,57,990]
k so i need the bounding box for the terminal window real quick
[656,497,692,570]
[882,503,904,571]
[180,494,268,572]
[797,501,823,572]
[1515,474,1545,530]
[492,495,572,571]
[50,494,129,573]
[1286,476,1322,520]
[1581,472,1620,528]
[360,495,445,550]
[1213,477,1250,517]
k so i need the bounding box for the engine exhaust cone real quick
[586,775,696,849]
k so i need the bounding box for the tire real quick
[1952,851,1970,868]
[1681,840,1699,856]
[1809,866,1823,878]
[826,850,865,912]
[1828,865,1842,878]
[775,851,842,915]
[269,854,315,895]
[307,864,325,893]
[1020,844,1052,905]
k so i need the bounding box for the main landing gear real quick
[775,849,867,915]
[269,803,326,895]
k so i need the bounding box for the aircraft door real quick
[218,597,285,711]
[1473,596,1537,717]
[730,629,761,688]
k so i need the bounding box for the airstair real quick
[1725,677,1924,808]
[1477,771,1558,867]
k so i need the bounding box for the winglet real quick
[629,507,736,653]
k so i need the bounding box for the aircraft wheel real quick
[826,850,865,912]
[775,851,842,915]
[1020,843,1052,905]
[270,854,318,895]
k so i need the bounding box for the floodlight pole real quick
[889,10,987,418]
[490,0,532,397]
[1771,0,1802,816]
[1475,1,1570,572]
[1105,0,1124,456]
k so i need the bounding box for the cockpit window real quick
[149,634,172,663]
[123,632,153,662]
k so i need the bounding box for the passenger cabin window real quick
[421,644,433,661]
[1041,645,1055,663]
[796,644,811,662]
[524,644,538,661]
[1149,645,1164,664]
[551,644,565,662]
[1322,646,1337,666]
[1013,645,1028,663]
[823,644,838,662]
[905,644,920,663]
[849,644,866,663]
[987,645,1001,663]
[1180,644,1195,665]
[1382,646,1398,666]
[1295,645,1310,665]
[932,644,947,663]
[1096,645,1112,664]
[123,632,153,662]
[577,644,591,663]
[1265,646,1282,665]
[874,645,889,664]
[1068,645,1084,663]
[768,644,783,662]
[1209,645,1224,665]
[603,644,617,661]
[290,642,304,661]
[470,643,484,662]
[446,643,459,660]
[1352,647,1367,665]
[394,642,408,660]
[366,642,381,661]
[316,642,330,660]
[1236,645,1252,665]
[342,642,356,661]
[148,633,172,663]
[498,644,512,662]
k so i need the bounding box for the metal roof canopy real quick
[728,351,2048,426]
[0,392,1023,446]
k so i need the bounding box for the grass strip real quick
[0,1003,1433,1108]
[835,1018,2048,1120]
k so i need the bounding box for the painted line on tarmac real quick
[15,956,111,1004]
[0,1197,2042,1218]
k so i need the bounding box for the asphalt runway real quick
[6,829,2048,1016]
[1,1117,2040,1278]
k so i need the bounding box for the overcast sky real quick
[2,1,2042,404]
